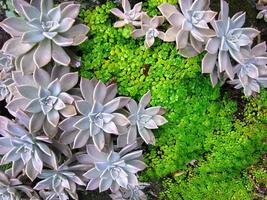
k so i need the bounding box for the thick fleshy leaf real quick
[20,48,37,74]
[1,17,32,33]
[60,72,78,92]
[52,43,71,66]
[52,34,73,47]
[60,105,77,117]
[61,24,89,45]
[99,178,113,192]
[34,68,51,88]
[25,160,39,181]
[22,30,45,43]
[92,132,105,151]
[29,112,45,133]
[86,178,100,190]
[202,53,217,73]
[33,39,52,68]
[48,6,61,22]
[25,98,42,113]
[17,85,38,99]
[47,110,60,127]
[73,130,90,148]
[61,4,80,19]
[75,100,91,115]
[41,0,53,14]
[3,38,35,57]
[21,4,41,21]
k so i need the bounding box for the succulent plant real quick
[256,4,267,22]
[7,66,78,137]
[0,113,58,181]
[0,70,15,102]
[0,171,37,200]
[202,0,260,85]
[0,0,89,74]
[34,161,86,200]
[77,142,146,193]
[132,13,165,48]
[159,0,217,57]
[109,182,149,200]
[117,92,167,147]
[59,78,129,151]
[0,51,14,73]
[228,42,267,97]
[110,0,142,28]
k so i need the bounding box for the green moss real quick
[80,2,266,199]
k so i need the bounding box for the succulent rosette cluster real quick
[0,0,89,74]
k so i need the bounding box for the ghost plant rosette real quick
[110,0,143,28]
[59,78,130,151]
[159,0,217,57]
[0,114,58,181]
[77,143,146,193]
[0,0,89,73]
[132,13,165,48]
[117,92,168,147]
[229,42,267,96]
[7,66,78,137]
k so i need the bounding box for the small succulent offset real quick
[132,13,165,48]
[0,51,14,72]
[0,0,89,73]
[117,92,167,147]
[110,0,143,28]
[0,171,36,200]
[229,42,267,97]
[59,78,129,151]
[202,0,260,86]
[7,66,78,137]
[109,182,149,200]
[34,162,86,200]
[78,143,146,193]
[159,0,217,57]
[0,114,57,181]
[257,4,267,22]
[0,71,14,102]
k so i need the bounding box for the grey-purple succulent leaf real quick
[81,144,146,193]
[0,0,89,71]
[132,13,165,48]
[110,0,143,28]
[0,170,37,200]
[109,182,149,200]
[256,3,267,22]
[0,116,58,181]
[0,70,15,103]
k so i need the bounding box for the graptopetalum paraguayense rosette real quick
[201,0,260,86]
[110,0,143,28]
[59,78,130,151]
[158,0,217,57]
[7,65,78,137]
[0,112,58,181]
[0,170,37,200]
[77,142,146,193]
[0,0,89,74]
[117,91,168,147]
[132,13,165,48]
[34,159,86,200]
[228,42,267,96]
